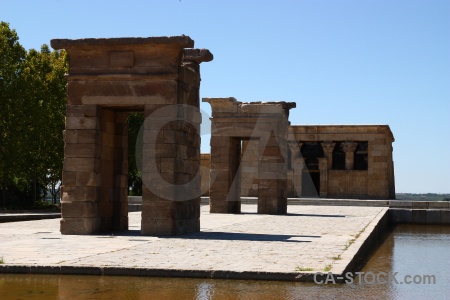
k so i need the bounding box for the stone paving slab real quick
[0,205,388,281]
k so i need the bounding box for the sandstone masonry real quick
[201,125,395,200]
[203,98,296,214]
[52,36,212,235]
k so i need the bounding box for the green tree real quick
[0,21,26,207]
[1,22,68,207]
[19,44,68,204]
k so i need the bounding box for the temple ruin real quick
[52,36,212,235]
[203,98,296,214]
[288,125,395,199]
[53,35,395,236]
[201,124,395,200]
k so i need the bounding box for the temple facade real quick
[54,35,395,236]
[201,119,395,200]
[53,36,213,235]
[287,125,395,199]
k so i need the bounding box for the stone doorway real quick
[203,98,295,215]
[223,137,261,213]
[52,36,212,235]
[302,171,320,197]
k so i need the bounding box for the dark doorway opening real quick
[302,171,320,197]
[227,137,243,213]
[301,142,324,170]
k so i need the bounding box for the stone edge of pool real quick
[1,200,449,282]
[0,208,391,283]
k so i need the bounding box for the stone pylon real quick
[52,36,212,235]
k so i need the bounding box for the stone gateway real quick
[52,36,212,235]
[53,35,395,237]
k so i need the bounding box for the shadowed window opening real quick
[354,141,368,170]
[301,142,324,170]
[332,142,345,170]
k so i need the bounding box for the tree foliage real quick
[0,21,26,206]
[0,22,68,208]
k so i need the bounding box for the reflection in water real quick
[0,225,449,299]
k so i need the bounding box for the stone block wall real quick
[62,105,130,233]
[200,154,210,196]
[203,98,295,214]
[141,105,202,235]
[61,105,102,233]
[240,139,259,197]
[328,170,368,198]
[200,125,395,200]
[291,125,395,199]
[53,36,212,235]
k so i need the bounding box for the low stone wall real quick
[0,213,61,223]
[389,200,450,225]
[389,209,450,225]
[341,208,390,278]
[128,196,450,225]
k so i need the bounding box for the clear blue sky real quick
[1,0,449,193]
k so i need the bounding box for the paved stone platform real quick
[0,205,388,281]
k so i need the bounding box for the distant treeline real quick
[396,193,450,201]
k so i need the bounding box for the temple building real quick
[55,35,395,236]
[201,99,395,200]
[287,125,395,199]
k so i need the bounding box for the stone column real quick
[209,136,240,213]
[95,109,129,232]
[289,141,300,168]
[341,142,358,170]
[113,112,129,230]
[289,141,302,197]
[258,132,287,214]
[318,157,328,198]
[141,104,178,235]
[321,142,335,170]
[61,104,103,234]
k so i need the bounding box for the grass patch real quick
[343,239,355,251]
[354,223,369,240]
[295,266,314,272]
[332,254,342,260]
[0,257,4,264]
[323,264,332,272]
[340,222,371,254]
[342,223,370,252]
